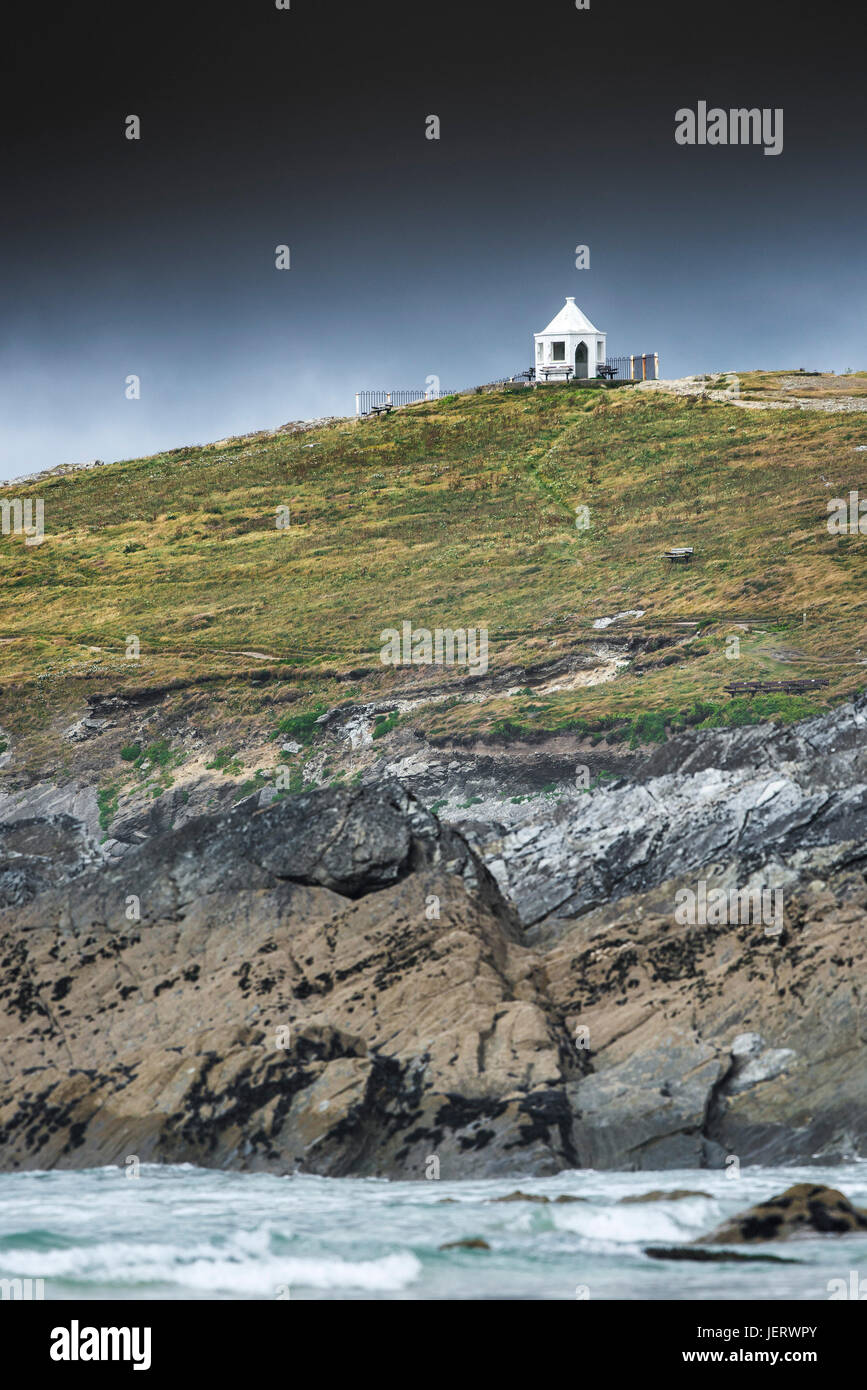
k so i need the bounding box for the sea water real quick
[1,1163,865,1301]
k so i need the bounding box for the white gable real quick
[538,297,600,336]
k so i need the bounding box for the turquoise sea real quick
[1,1164,866,1300]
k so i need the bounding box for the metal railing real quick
[354,357,660,415]
[526,356,660,383]
[603,354,659,381]
[356,388,462,415]
[356,371,538,415]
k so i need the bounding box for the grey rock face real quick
[62,717,117,743]
[0,697,866,1177]
[726,1034,797,1094]
[0,814,98,908]
[463,694,867,926]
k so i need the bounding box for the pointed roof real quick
[537,297,600,336]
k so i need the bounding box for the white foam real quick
[172,1252,421,1293]
[552,1197,716,1244]
[3,1235,421,1294]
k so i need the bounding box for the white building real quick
[533,297,606,379]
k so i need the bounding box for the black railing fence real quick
[530,355,659,382]
[355,356,659,414]
[603,354,659,381]
[355,388,462,415]
[603,357,632,380]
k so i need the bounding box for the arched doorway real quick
[575,342,588,379]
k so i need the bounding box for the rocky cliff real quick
[1,696,866,1177]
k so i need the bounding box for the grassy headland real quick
[1,376,865,778]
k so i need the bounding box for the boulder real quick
[621,1190,712,1204]
[645,1247,798,1263]
[439,1239,490,1251]
[695,1184,867,1243]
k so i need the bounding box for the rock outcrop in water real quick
[695,1184,867,1243]
[0,696,866,1177]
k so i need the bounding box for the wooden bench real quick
[367,402,394,416]
[664,547,694,563]
[724,678,830,696]
[538,365,574,382]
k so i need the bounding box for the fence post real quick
[629,355,634,381]
[654,352,659,380]
[355,393,360,417]
[642,354,647,380]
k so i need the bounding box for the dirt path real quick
[637,374,867,413]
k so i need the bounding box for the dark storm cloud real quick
[1,0,864,475]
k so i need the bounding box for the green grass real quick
[371,711,400,739]
[97,785,119,831]
[234,770,268,801]
[475,692,829,749]
[206,747,243,775]
[273,706,327,745]
[136,739,175,770]
[1,380,865,765]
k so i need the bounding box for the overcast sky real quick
[2,0,864,477]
